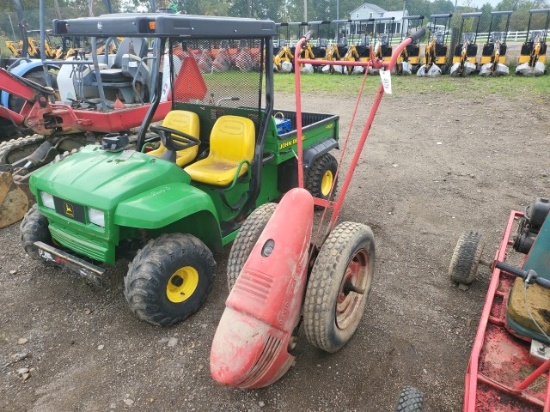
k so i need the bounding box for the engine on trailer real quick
[513,197,550,254]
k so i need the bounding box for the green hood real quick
[30,145,191,211]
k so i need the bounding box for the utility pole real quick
[304,0,307,22]
[402,0,407,34]
[8,14,16,40]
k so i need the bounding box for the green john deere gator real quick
[20,13,340,326]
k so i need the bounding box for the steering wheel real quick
[150,125,200,152]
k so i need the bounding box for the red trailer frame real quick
[464,210,550,412]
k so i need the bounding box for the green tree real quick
[478,4,494,32]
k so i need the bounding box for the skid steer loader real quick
[450,12,481,76]
[515,9,550,76]
[479,11,512,76]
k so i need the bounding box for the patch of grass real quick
[274,69,550,99]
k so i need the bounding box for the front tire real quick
[226,203,277,291]
[124,233,216,327]
[303,221,375,352]
[449,231,484,285]
[20,204,51,259]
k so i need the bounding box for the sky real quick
[455,0,503,8]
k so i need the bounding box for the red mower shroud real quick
[210,188,313,388]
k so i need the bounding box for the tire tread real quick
[303,221,374,352]
[124,233,215,326]
[395,386,424,412]
[449,231,484,285]
[227,203,277,291]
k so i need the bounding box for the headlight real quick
[88,208,105,227]
[40,192,55,209]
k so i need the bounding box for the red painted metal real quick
[0,66,171,136]
[210,188,314,388]
[464,210,550,411]
[0,105,25,125]
[25,102,171,135]
[0,68,38,102]
[293,35,413,237]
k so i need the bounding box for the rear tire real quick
[395,386,424,412]
[20,204,51,260]
[9,70,59,114]
[226,203,277,291]
[305,153,338,203]
[124,233,216,326]
[303,221,375,352]
[449,231,484,285]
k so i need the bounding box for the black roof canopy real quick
[53,13,277,39]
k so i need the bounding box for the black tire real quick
[395,386,424,412]
[303,221,375,352]
[449,231,484,285]
[305,153,338,202]
[9,70,59,114]
[124,233,216,327]
[227,203,277,291]
[20,204,51,260]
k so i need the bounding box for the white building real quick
[348,3,408,36]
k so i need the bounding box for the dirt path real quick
[1,83,549,411]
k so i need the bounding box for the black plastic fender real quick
[303,138,338,171]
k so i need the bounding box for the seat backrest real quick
[112,37,148,69]
[209,115,255,165]
[149,110,200,167]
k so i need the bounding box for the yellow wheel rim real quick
[321,170,334,197]
[166,266,199,303]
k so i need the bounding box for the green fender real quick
[114,182,222,251]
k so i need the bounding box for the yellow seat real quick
[148,110,200,167]
[184,115,255,186]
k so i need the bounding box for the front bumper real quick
[35,241,106,286]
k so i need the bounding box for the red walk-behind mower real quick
[449,197,550,411]
[210,28,426,389]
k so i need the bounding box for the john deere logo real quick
[64,203,74,218]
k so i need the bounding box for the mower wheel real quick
[303,221,375,353]
[449,231,484,285]
[306,153,338,202]
[20,204,51,260]
[227,202,277,291]
[395,386,424,412]
[124,233,216,327]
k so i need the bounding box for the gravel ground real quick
[0,69,549,412]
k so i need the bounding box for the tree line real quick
[0,0,548,38]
